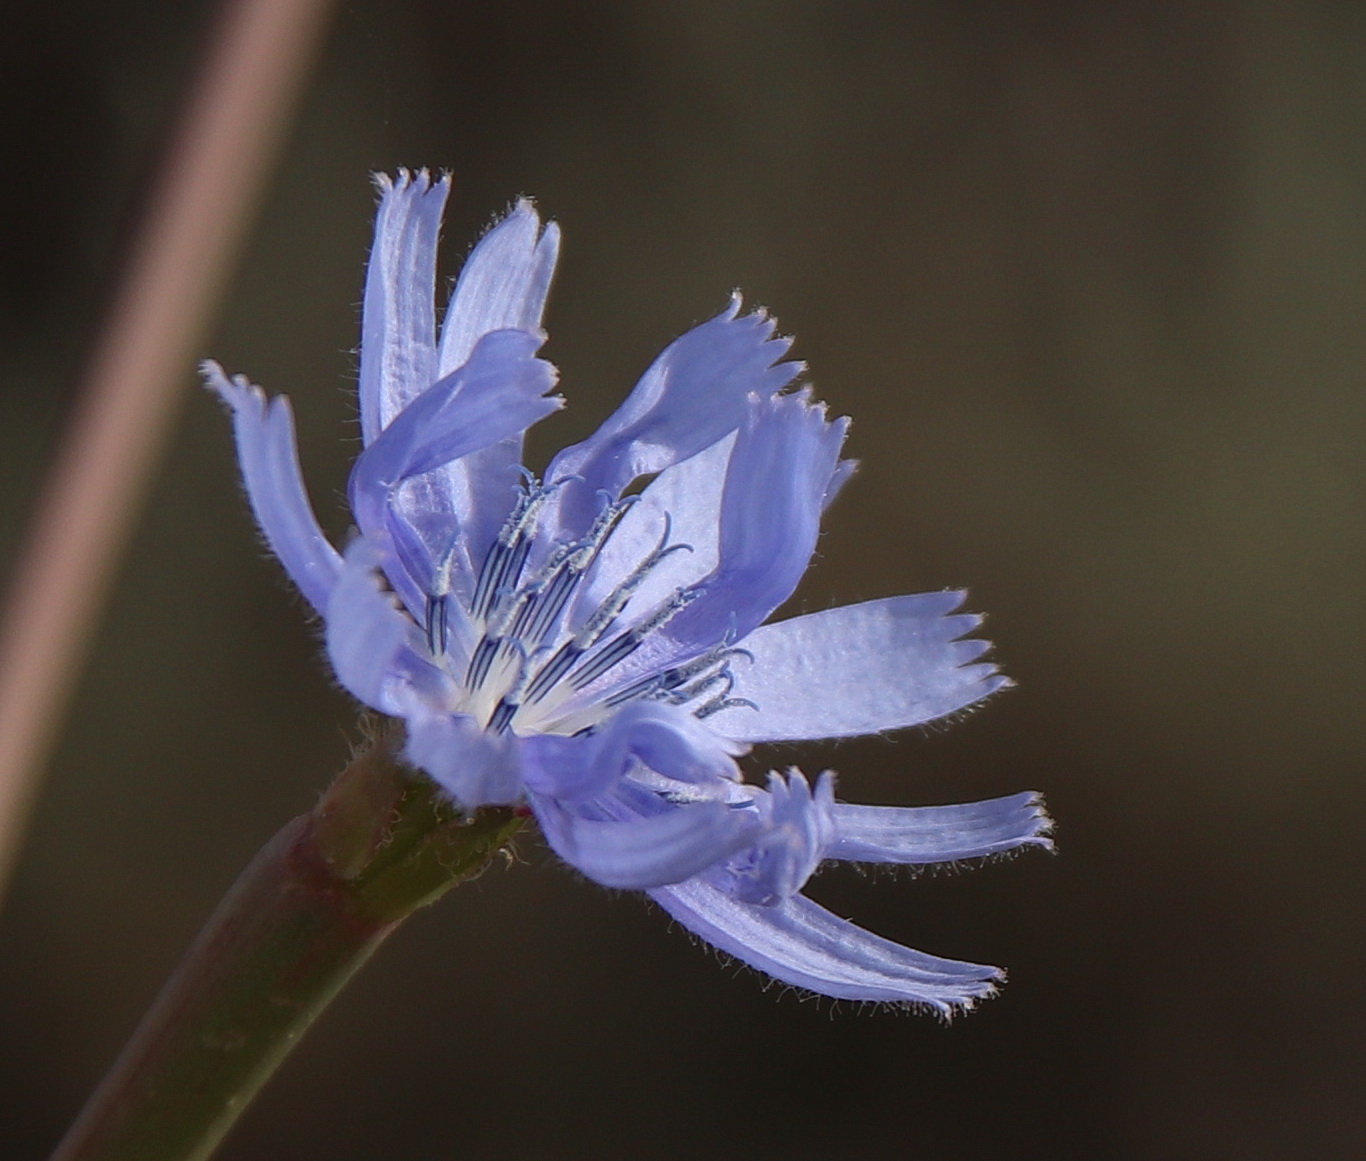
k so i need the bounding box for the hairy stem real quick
[49,731,525,1161]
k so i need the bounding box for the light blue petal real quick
[433,201,563,568]
[706,592,1010,743]
[324,537,425,713]
[521,701,740,802]
[567,433,732,635]
[823,457,857,509]
[663,390,847,655]
[649,880,1004,1008]
[358,170,448,445]
[830,791,1052,864]
[520,732,618,802]
[546,295,802,537]
[204,362,341,613]
[531,793,756,890]
[437,199,560,376]
[347,328,561,549]
[405,713,523,809]
[711,771,836,905]
[377,500,462,623]
[607,701,743,784]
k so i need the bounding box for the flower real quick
[206,170,1050,1010]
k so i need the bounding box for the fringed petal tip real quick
[372,167,450,199]
[437,197,561,381]
[1021,790,1056,852]
[964,670,1014,700]
[541,289,808,536]
[720,289,794,342]
[959,787,1053,861]
[711,592,1012,743]
[200,359,257,408]
[823,456,858,508]
[831,789,1053,867]
[884,969,1005,1020]
[720,290,805,366]
[711,944,1004,1018]
[649,880,1008,1010]
[502,195,544,226]
[203,360,342,613]
[939,594,1015,691]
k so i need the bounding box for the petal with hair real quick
[437,199,560,376]
[204,362,340,613]
[662,391,846,655]
[707,592,1009,742]
[650,880,1003,1009]
[546,297,801,536]
[359,170,448,443]
[406,714,522,809]
[324,539,420,712]
[532,794,756,890]
[831,791,1053,864]
[433,201,563,566]
[347,329,560,546]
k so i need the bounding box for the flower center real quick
[423,480,752,737]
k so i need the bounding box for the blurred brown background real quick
[2,1,1364,1158]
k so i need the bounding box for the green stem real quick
[49,729,526,1161]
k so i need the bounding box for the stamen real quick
[470,478,556,621]
[664,668,734,707]
[696,695,759,720]
[465,635,501,691]
[424,479,751,741]
[505,496,638,651]
[492,540,573,641]
[598,644,746,713]
[656,642,746,692]
[571,515,691,653]
[510,558,579,645]
[463,636,530,729]
[565,631,640,691]
[488,697,519,734]
[522,639,581,704]
[581,492,639,557]
[566,585,701,691]
[520,513,690,706]
[469,500,525,620]
[424,594,448,656]
[600,672,663,708]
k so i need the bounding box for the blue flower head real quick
[207,170,1050,1011]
